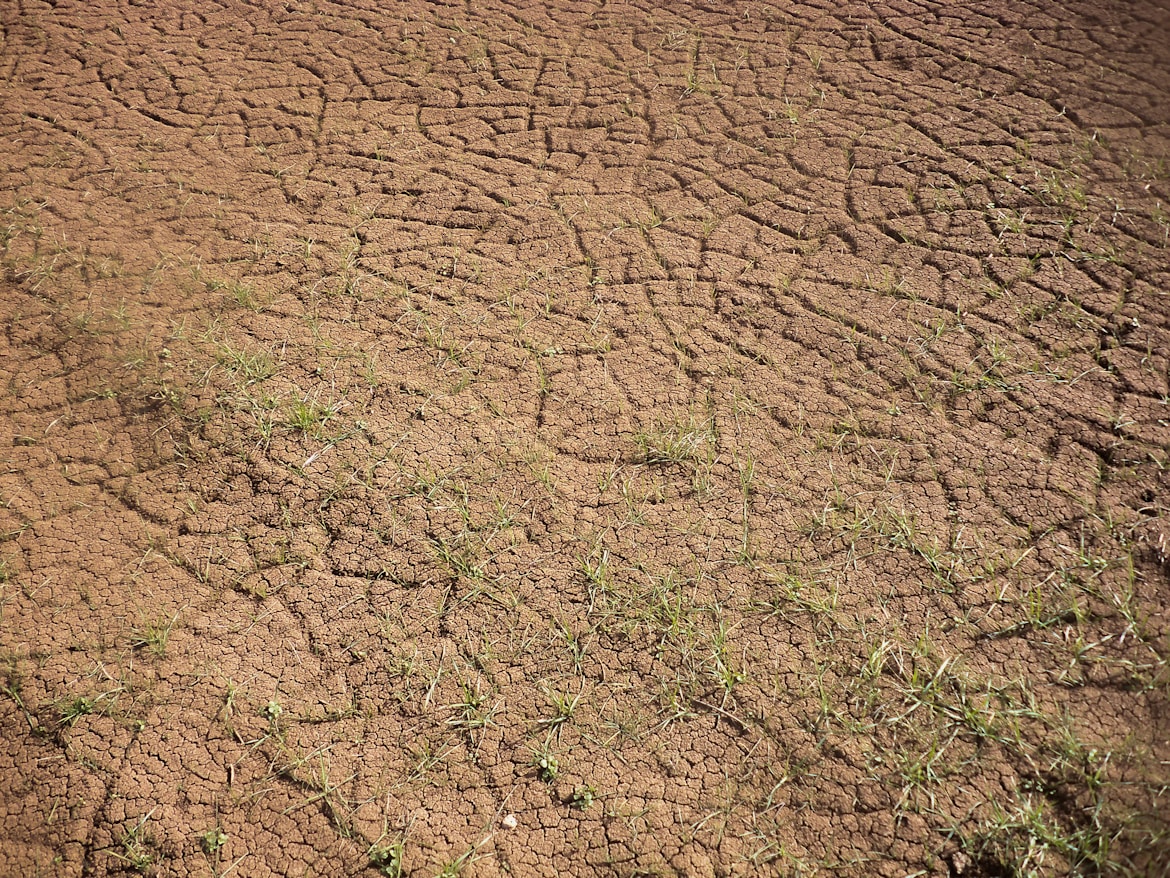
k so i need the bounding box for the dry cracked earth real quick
[2,1,1170,876]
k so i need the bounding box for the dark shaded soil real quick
[2,2,1169,876]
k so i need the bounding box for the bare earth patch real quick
[2,1,1169,876]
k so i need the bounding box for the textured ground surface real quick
[2,1,1170,876]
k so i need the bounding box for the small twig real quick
[691,697,749,731]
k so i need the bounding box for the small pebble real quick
[501,814,518,830]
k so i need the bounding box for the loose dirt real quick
[2,2,1169,876]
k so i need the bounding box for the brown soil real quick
[3,2,1169,876]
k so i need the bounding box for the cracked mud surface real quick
[2,1,1170,876]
